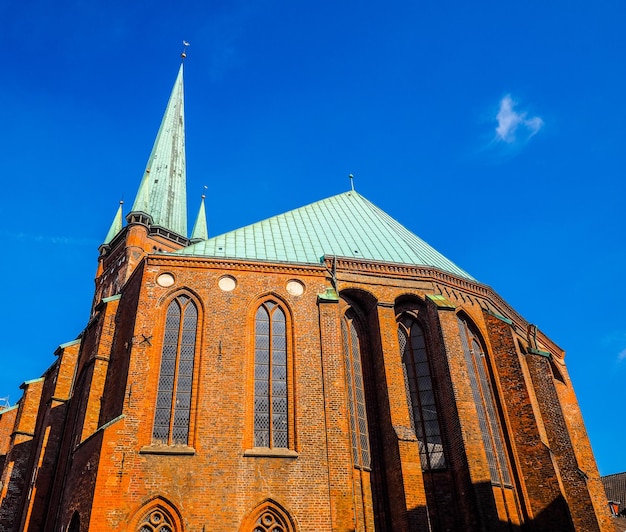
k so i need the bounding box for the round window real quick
[156,273,175,287]
[286,279,305,296]
[218,275,237,292]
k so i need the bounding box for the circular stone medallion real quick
[218,275,237,292]
[156,273,175,287]
[286,279,305,296]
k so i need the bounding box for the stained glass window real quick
[341,313,371,469]
[398,316,446,470]
[254,301,288,448]
[457,315,512,486]
[153,295,197,445]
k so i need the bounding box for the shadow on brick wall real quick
[407,481,575,531]
[0,439,32,531]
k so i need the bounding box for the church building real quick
[0,62,613,531]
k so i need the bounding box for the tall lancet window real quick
[398,316,446,470]
[457,315,512,486]
[153,295,197,445]
[341,312,371,469]
[254,301,288,448]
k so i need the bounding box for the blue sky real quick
[1,1,624,476]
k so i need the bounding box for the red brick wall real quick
[483,311,574,530]
[0,254,612,531]
[0,378,44,531]
[16,341,81,531]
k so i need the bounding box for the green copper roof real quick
[178,191,473,279]
[190,195,208,241]
[130,64,187,237]
[103,201,124,245]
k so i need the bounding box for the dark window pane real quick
[152,297,197,445]
[254,302,289,449]
[399,318,446,470]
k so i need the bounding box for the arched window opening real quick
[252,508,288,532]
[341,311,371,469]
[138,508,175,532]
[457,315,512,486]
[153,295,198,445]
[242,501,295,532]
[398,316,446,470]
[67,512,80,532]
[254,301,288,448]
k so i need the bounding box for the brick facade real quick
[0,243,613,530]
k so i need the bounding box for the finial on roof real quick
[349,173,355,191]
[181,40,190,60]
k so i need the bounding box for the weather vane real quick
[181,40,190,59]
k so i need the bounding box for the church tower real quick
[0,61,613,532]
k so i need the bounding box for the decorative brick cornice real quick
[324,256,563,358]
[147,254,328,276]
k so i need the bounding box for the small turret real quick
[100,201,124,252]
[190,194,208,243]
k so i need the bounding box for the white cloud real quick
[618,348,626,363]
[495,95,544,143]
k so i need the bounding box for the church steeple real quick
[129,63,187,238]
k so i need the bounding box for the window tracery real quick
[398,315,446,470]
[242,502,294,532]
[252,509,287,532]
[254,301,288,448]
[341,311,371,469]
[153,294,198,445]
[137,509,175,532]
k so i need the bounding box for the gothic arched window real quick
[241,501,295,532]
[251,508,289,532]
[254,301,288,448]
[398,316,446,470]
[457,315,512,486]
[341,311,371,469]
[67,512,80,532]
[153,295,198,445]
[138,509,174,532]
